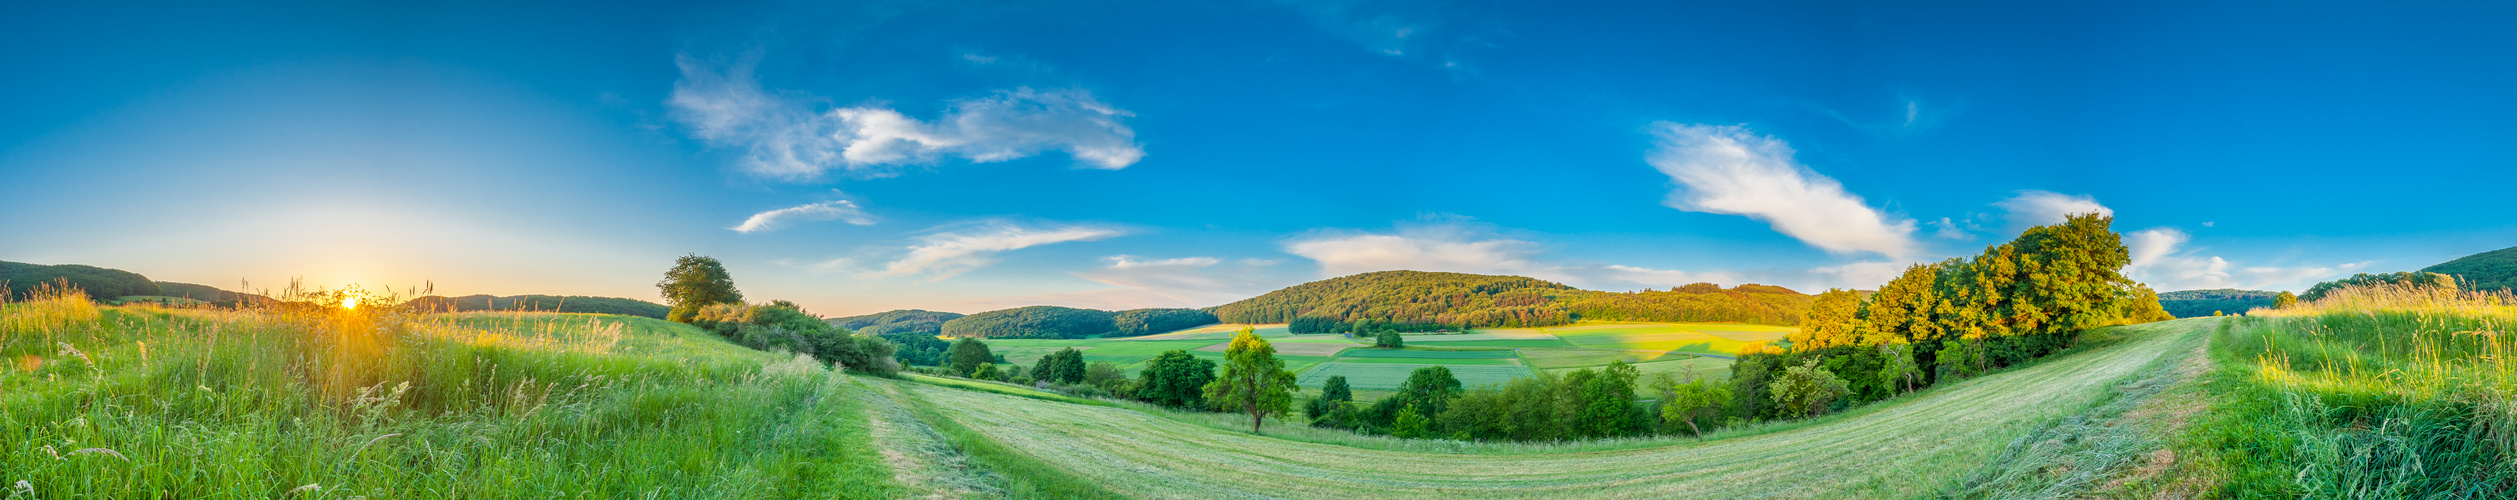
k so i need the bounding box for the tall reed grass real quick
[0,283,898,498]
[2197,283,2516,497]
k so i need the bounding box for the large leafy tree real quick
[657,254,743,323]
[1789,289,1864,350]
[2006,213,2135,339]
[1395,365,1463,417]
[1203,327,1301,433]
[1374,329,1405,348]
[1865,263,1943,345]
[1135,350,1217,409]
[1308,375,1353,420]
[1577,361,1641,437]
[947,338,994,376]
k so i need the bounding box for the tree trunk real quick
[1686,418,1702,438]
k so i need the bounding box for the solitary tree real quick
[1034,347,1087,385]
[658,254,743,323]
[947,338,994,376]
[1203,327,1300,433]
[2274,291,2300,309]
[1375,329,1405,349]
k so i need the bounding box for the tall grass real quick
[0,284,898,498]
[2195,283,2516,497]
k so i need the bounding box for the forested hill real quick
[828,309,965,336]
[2423,244,2517,293]
[401,294,671,319]
[1205,270,1813,333]
[155,281,275,308]
[0,261,160,301]
[1211,271,1575,332]
[2157,289,2281,318]
[938,306,1221,339]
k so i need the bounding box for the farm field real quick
[1294,362,1537,391]
[1117,323,1292,341]
[1543,355,1733,381]
[891,318,2212,498]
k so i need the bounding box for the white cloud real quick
[1067,256,1281,308]
[1996,190,2113,232]
[1284,219,1562,280]
[1646,123,1919,259]
[730,199,876,233]
[876,221,1126,279]
[2121,227,2369,291]
[669,55,1144,180]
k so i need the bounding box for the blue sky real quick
[4,0,2513,316]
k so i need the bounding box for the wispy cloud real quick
[1067,255,1280,307]
[2122,227,2369,291]
[876,220,1126,279]
[1996,190,2113,232]
[669,54,1145,180]
[1646,123,1919,259]
[730,199,876,233]
[1273,0,1499,75]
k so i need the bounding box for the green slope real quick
[2422,244,2517,293]
[880,318,2214,498]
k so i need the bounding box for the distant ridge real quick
[1210,270,1812,333]
[402,294,670,319]
[1,261,160,300]
[2423,244,2517,293]
[2156,289,2280,318]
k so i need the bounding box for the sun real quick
[340,295,361,309]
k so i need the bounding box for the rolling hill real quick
[2156,289,2280,317]
[0,261,160,301]
[401,294,671,319]
[1209,270,1812,333]
[2422,244,2517,293]
[829,309,965,336]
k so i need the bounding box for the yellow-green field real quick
[886,318,2211,498]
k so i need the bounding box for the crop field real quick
[1543,355,1733,382]
[898,319,2212,498]
[1336,348,1518,359]
[1203,339,1352,357]
[1516,348,1676,368]
[1295,362,1537,391]
[1119,323,1291,341]
[981,338,1218,368]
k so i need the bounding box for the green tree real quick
[2274,291,2300,309]
[1202,327,1301,433]
[969,363,1002,381]
[658,254,743,323]
[1308,375,1353,419]
[1375,329,1405,349]
[1658,370,1732,437]
[947,337,994,376]
[1578,361,1641,437]
[1877,343,1922,394]
[1768,358,1851,419]
[1395,365,1463,417]
[1391,404,1431,438]
[1083,361,1129,392]
[1135,350,1217,409]
[1034,347,1087,385]
[1935,337,1984,381]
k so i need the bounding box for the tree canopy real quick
[658,254,742,323]
[1113,308,1220,336]
[2156,289,2281,318]
[1202,327,1299,432]
[1135,350,1217,409]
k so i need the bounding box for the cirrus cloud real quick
[730,199,876,233]
[669,55,1145,180]
[876,220,1127,279]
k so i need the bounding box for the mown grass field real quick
[0,294,899,498]
[899,318,2214,498]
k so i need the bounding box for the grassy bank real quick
[2185,284,2516,497]
[0,288,898,498]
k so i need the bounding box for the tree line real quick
[659,254,900,376]
[938,305,1221,339]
